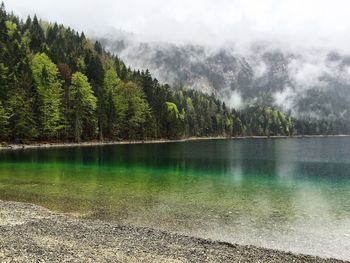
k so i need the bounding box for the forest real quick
[0,3,343,143]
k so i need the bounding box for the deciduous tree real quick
[70,72,97,142]
[31,53,63,138]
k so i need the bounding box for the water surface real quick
[0,138,350,260]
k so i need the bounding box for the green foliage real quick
[0,102,9,139]
[103,68,121,137]
[29,15,45,52]
[0,63,8,99]
[104,68,121,92]
[164,102,184,138]
[166,102,180,118]
[76,56,86,72]
[31,53,63,138]
[1,5,335,143]
[7,92,37,141]
[114,82,150,139]
[70,72,97,141]
[5,20,16,37]
[239,106,294,136]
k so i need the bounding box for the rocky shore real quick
[0,138,225,151]
[1,135,350,151]
[0,200,347,263]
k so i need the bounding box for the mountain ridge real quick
[99,35,350,122]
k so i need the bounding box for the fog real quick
[5,0,350,118]
[5,0,350,51]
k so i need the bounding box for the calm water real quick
[0,138,350,260]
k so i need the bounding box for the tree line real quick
[0,3,343,143]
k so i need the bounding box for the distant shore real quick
[0,200,346,263]
[1,135,350,151]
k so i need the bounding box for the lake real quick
[0,138,350,260]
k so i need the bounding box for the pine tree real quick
[69,72,97,142]
[0,102,9,140]
[7,92,37,141]
[103,68,122,138]
[29,15,45,52]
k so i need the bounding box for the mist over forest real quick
[2,0,350,141]
[98,32,350,124]
[6,0,350,125]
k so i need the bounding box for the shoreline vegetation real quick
[1,135,350,151]
[0,200,346,263]
[2,3,350,148]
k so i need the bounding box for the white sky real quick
[5,0,350,50]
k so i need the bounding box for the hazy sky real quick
[5,0,350,50]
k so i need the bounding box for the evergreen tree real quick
[29,15,45,52]
[69,72,97,142]
[103,68,122,138]
[7,92,37,141]
[0,63,8,100]
[0,102,9,140]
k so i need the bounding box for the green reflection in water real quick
[0,138,350,260]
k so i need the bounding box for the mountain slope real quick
[0,4,299,142]
[100,36,350,123]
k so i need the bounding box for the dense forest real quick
[0,3,343,143]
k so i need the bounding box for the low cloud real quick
[5,0,350,120]
[226,91,244,109]
[273,87,295,113]
[6,0,350,52]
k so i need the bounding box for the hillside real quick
[100,35,350,134]
[0,3,345,143]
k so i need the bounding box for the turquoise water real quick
[0,138,350,260]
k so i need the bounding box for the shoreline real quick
[1,134,350,151]
[0,200,346,263]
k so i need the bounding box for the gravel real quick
[0,200,347,263]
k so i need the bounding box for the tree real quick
[184,97,196,136]
[5,20,16,37]
[0,2,7,43]
[115,82,150,139]
[94,41,103,54]
[69,72,97,142]
[0,63,8,99]
[29,15,45,52]
[31,53,63,138]
[7,92,37,141]
[85,51,104,139]
[103,68,122,138]
[164,102,185,139]
[0,102,9,140]
[57,63,72,138]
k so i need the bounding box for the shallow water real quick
[0,138,350,260]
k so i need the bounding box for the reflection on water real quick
[0,138,350,260]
